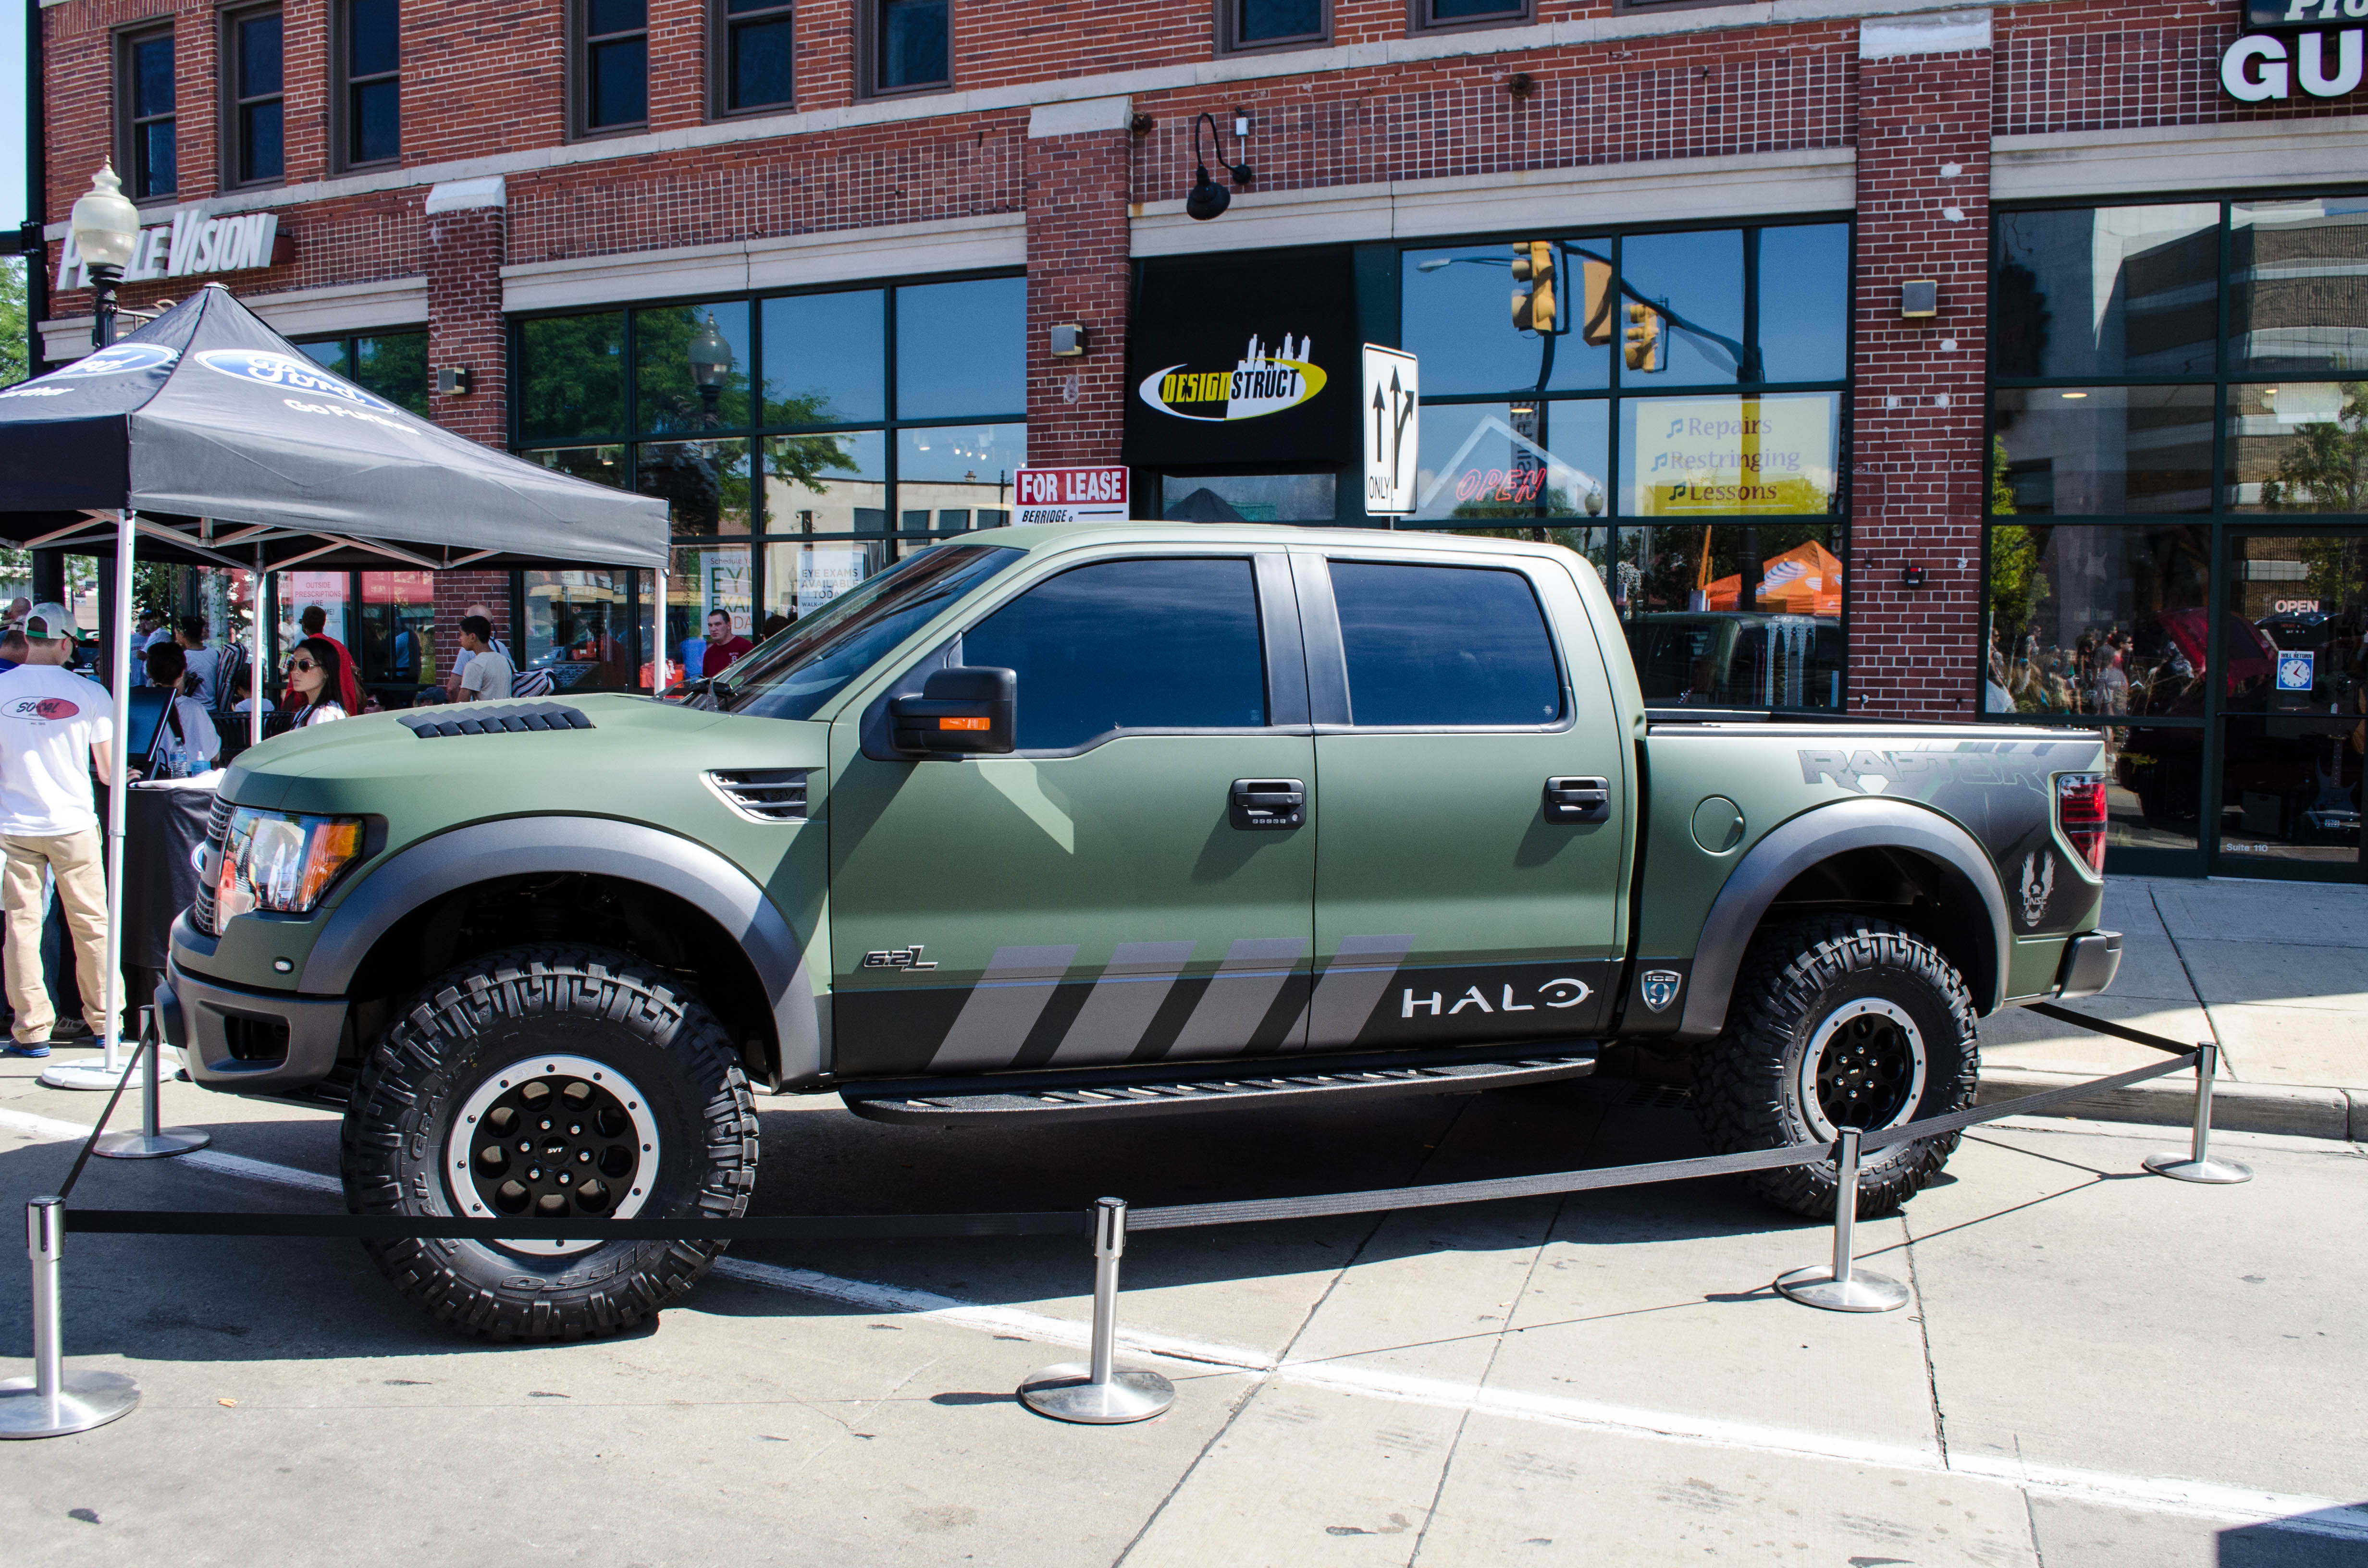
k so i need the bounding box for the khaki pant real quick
[2,830,119,1045]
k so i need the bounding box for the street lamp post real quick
[69,163,142,350]
[688,313,733,420]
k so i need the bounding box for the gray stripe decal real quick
[1164,937,1309,1061]
[1047,940,1198,1066]
[1298,933,1416,1051]
[926,944,1081,1072]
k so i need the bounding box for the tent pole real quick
[654,562,668,697]
[252,544,265,750]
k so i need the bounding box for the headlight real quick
[213,808,365,932]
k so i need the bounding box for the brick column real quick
[1024,104,1134,468]
[1847,19,1993,722]
[423,183,510,450]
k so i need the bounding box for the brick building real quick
[25,0,2368,879]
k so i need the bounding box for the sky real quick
[2,0,25,228]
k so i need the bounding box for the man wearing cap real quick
[0,605,120,1058]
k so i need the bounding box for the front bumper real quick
[158,952,350,1094]
[2054,929,2122,1000]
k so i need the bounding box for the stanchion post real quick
[0,1198,140,1439]
[95,1007,210,1160]
[1776,1128,1910,1313]
[1018,1198,1175,1424]
[2143,1044,2252,1185]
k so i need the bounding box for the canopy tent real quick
[1697,539,1845,619]
[0,283,672,1087]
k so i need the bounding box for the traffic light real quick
[1624,302,1663,372]
[1580,257,1615,346]
[1509,241,1566,335]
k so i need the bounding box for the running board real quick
[839,1046,1598,1125]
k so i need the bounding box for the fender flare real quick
[298,817,824,1085]
[1676,796,2012,1040]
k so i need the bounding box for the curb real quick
[1977,1066,2365,1143]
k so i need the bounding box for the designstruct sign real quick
[1015,466,1130,523]
[1124,249,1359,468]
[1362,345,1419,515]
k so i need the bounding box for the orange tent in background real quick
[1698,539,1844,617]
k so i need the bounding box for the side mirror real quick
[890,666,1016,756]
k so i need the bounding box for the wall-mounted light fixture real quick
[1901,564,1929,588]
[1901,280,1938,318]
[1506,73,1536,99]
[436,366,474,396]
[1185,111,1255,222]
[1048,323,1088,358]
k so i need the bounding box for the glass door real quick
[2213,530,2366,879]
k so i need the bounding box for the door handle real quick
[1230,778,1306,831]
[1544,775,1611,824]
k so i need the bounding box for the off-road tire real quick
[1691,916,1978,1221]
[340,944,758,1341]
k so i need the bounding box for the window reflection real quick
[1614,522,1847,710]
[671,542,751,676]
[896,423,1022,533]
[2099,725,2204,854]
[637,438,752,535]
[1983,524,2212,716]
[2225,383,2368,514]
[1992,205,2220,378]
[763,430,886,535]
[1161,473,1334,522]
[527,444,626,487]
[763,289,885,426]
[1411,401,1606,522]
[1403,240,1612,395]
[2223,532,2368,713]
[519,313,627,441]
[2229,199,2368,376]
[2218,716,2362,862]
[524,569,639,693]
[765,540,889,622]
[897,278,1026,419]
[1755,225,1850,383]
[1620,230,1747,384]
[1989,386,2215,515]
[1619,393,1839,516]
[636,301,751,434]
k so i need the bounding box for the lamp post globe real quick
[70,163,143,348]
[688,312,733,416]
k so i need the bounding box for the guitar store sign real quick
[2222,0,2367,100]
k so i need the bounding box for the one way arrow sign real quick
[1361,344,1419,515]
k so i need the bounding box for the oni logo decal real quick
[2018,852,2056,929]
[52,343,178,379]
[1639,969,1683,1013]
[197,349,400,412]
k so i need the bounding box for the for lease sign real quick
[1015,466,1130,524]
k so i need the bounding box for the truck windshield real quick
[713,545,1023,721]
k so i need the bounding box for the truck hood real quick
[219,695,828,819]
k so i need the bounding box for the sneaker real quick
[4,1041,52,1059]
[51,1018,92,1041]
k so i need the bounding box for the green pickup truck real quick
[161,524,2122,1340]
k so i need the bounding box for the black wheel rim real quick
[465,1073,644,1222]
[1813,1011,1918,1132]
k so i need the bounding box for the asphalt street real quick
[1,1058,2364,1567]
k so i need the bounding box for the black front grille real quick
[190,793,239,933]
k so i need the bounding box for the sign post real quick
[1362,345,1419,517]
[1015,466,1131,524]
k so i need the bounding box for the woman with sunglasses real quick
[287,637,351,727]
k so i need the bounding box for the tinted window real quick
[1992,205,2220,379]
[764,289,885,425]
[897,277,1026,419]
[963,559,1268,749]
[1755,224,1850,383]
[1620,230,1746,385]
[879,0,949,89]
[1331,562,1562,727]
[519,313,627,440]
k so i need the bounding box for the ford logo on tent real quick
[55,343,180,378]
[197,349,399,413]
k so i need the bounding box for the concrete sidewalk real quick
[1978,875,2368,1142]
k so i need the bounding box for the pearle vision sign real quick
[54,208,285,291]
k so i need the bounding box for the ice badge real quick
[1640,969,1682,1013]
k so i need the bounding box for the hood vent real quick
[704,769,810,822]
[397,702,594,738]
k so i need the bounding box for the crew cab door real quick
[826,551,1316,1078]
[1297,550,1625,1050]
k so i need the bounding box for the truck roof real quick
[966,522,1558,558]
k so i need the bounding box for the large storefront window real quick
[1405,221,1852,712]
[514,274,1025,668]
[1988,195,2368,880]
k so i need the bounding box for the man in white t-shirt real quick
[448,601,509,701]
[176,615,222,705]
[0,604,120,1056]
[456,615,514,701]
